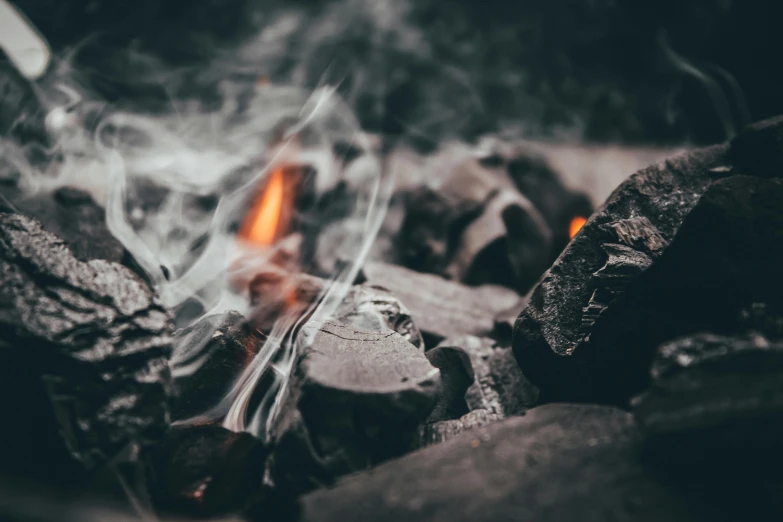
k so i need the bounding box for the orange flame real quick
[569,216,588,239]
[239,166,286,246]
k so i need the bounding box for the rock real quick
[149,425,268,518]
[0,213,172,487]
[729,115,783,178]
[513,145,730,403]
[170,312,262,421]
[632,332,783,456]
[441,336,538,417]
[424,346,474,423]
[267,321,440,494]
[299,404,698,522]
[9,187,129,265]
[364,261,524,346]
[414,409,500,448]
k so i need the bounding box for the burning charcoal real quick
[414,409,501,448]
[267,321,440,494]
[149,425,268,518]
[514,144,730,404]
[9,186,128,265]
[364,261,524,346]
[299,404,699,522]
[441,336,538,418]
[170,312,261,421]
[445,188,552,293]
[633,332,783,457]
[506,144,594,259]
[395,157,510,274]
[0,213,171,487]
[728,114,783,178]
[424,346,474,423]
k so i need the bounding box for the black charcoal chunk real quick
[149,425,268,518]
[442,336,538,417]
[633,332,783,456]
[170,312,261,421]
[364,262,524,345]
[9,187,128,265]
[268,321,439,494]
[729,114,783,178]
[0,213,172,487]
[513,145,730,404]
[424,346,474,423]
[300,404,699,522]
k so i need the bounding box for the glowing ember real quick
[569,216,588,239]
[239,166,286,246]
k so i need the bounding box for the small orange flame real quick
[569,216,588,239]
[239,166,286,246]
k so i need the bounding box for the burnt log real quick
[299,404,701,522]
[364,261,524,346]
[149,425,268,518]
[441,336,538,418]
[267,321,440,494]
[0,213,172,487]
[633,332,783,457]
[513,144,730,403]
[170,311,262,421]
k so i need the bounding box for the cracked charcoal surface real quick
[268,321,439,495]
[513,144,730,403]
[0,213,172,485]
[414,409,501,448]
[299,404,702,522]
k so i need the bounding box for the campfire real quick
[1,1,783,521]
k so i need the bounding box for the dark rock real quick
[441,336,538,417]
[9,187,128,265]
[267,321,440,494]
[149,425,268,518]
[364,261,524,346]
[170,312,261,421]
[414,409,500,448]
[633,332,783,456]
[514,145,730,404]
[729,114,783,178]
[424,346,474,423]
[0,213,172,487]
[299,404,698,522]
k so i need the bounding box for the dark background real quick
[8,0,783,146]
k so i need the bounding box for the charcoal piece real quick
[506,144,594,258]
[728,114,783,178]
[441,336,538,417]
[395,158,509,274]
[424,346,474,423]
[633,332,783,457]
[248,267,424,349]
[514,144,729,404]
[0,213,172,486]
[267,321,440,494]
[299,404,699,522]
[364,261,524,345]
[445,188,552,293]
[8,187,128,265]
[149,425,268,518]
[414,409,501,448]
[170,312,261,421]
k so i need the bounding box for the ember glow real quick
[238,166,286,246]
[569,216,587,239]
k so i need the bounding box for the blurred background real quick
[6,0,781,148]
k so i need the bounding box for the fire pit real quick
[1,1,783,521]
